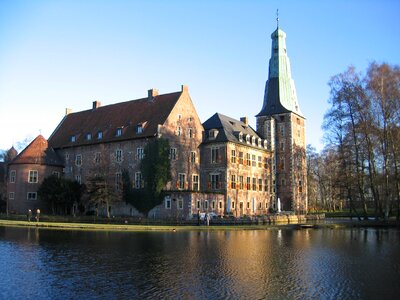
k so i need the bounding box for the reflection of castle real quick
[5,25,307,217]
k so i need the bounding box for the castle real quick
[5,25,307,218]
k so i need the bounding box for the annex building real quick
[5,25,307,218]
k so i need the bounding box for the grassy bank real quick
[0,218,398,232]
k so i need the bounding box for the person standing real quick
[36,209,41,222]
[27,209,32,222]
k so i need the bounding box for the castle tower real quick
[256,23,307,213]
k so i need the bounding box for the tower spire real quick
[276,9,279,28]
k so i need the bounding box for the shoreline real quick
[0,218,398,232]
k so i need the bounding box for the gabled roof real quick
[49,90,182,149]
[202,113,266,148]
[9,135,63,167]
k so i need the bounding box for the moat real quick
[0,226,399,299]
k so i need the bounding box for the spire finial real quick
[276,9,279,28]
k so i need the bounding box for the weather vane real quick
[276,9,279,28]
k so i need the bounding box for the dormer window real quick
[116,127,123,137]
[245,134,250,144]
[86,133,92,141]
[97,131,103,139]
[251,136,256,146]
[263,140,268,149]
[71,135,76,142]
[136,124,143,134]
[238,132,243,142]
[258,138,262,147]
[209,129,219,140]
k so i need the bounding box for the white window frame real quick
[177,198,184,210]
[231,150,236,164]
[9,170,16,183]
[192,174,199,191]
[9,192,14,200]
[190,151,196,164]
[75,155,82,166]
[178,173,186,190]
[136,148,144,160]
[211,147,219,164]
[28,170,38,183]
[116,127,123,137]
[116,149,123,162]
[165,196,171,209]
[97,131,103,139]
[27,192,37,200]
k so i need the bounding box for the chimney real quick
[181,85,188,92]
[148,88,159,100]
[65,108,73,115]
[240,117,248,126]
[92,101,101,110]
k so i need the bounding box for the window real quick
[231,150,236,164]
[176,126,182,136]
[239,132,243,142]
[169,148,177,160]
[86,133,92,141]
[190,151,196,164]
[9,170,16,183]
[178,173,186,190]
[115,172,122,190]
[9,192,14,200]
[246,153,251,166]
[231,174,236,189]
[136,124,143,134]
[258,156,262,168]
[246,177,251,190]
[177,199,183,210]
[204,200,209,210]
[209,129,218,139]
[97,131,103,139]
[246,135,250,144]
[258,178,263,191]
[251,136,256,145]
[135,172,142,189]
[299,180,303,193]
[52,171,60,178]
[165,196,171,209]
[265,179,268,192]
[71,135,76,142]
[94,152,101,164]
[258,138,262,147]
[75,175,81,184]
[210,174,220,190]
[116,127,122,137]
[219,201,222,209]
[28,170,38,183]
[279,124,284,136]
[252,178,257,191]
[192,175,199,191]
[239,152,244,164]
[239,176,244,190]
[137,148,144,160]
[75,155,82,166]
[232,201,235,209]
[264,157,269,169]
[247,202,250,209]
[177,114,182,120]
[212,201,215,209]
[252,155,256,167]
[197,200,201,209]
[27,192,37,200]
[116,149,123,162]
[211,147,219,164]
[188,128,193,138]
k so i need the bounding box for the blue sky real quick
[1,0,399,152]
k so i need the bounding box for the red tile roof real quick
[49,91,182,149]
[10,135,63,166]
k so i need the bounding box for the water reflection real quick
[0,227,399,299]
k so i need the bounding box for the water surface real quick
[0,226,399,299]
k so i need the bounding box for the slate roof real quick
[202,113,266,148]
[9,135,64,167]
[49,91,182,149]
